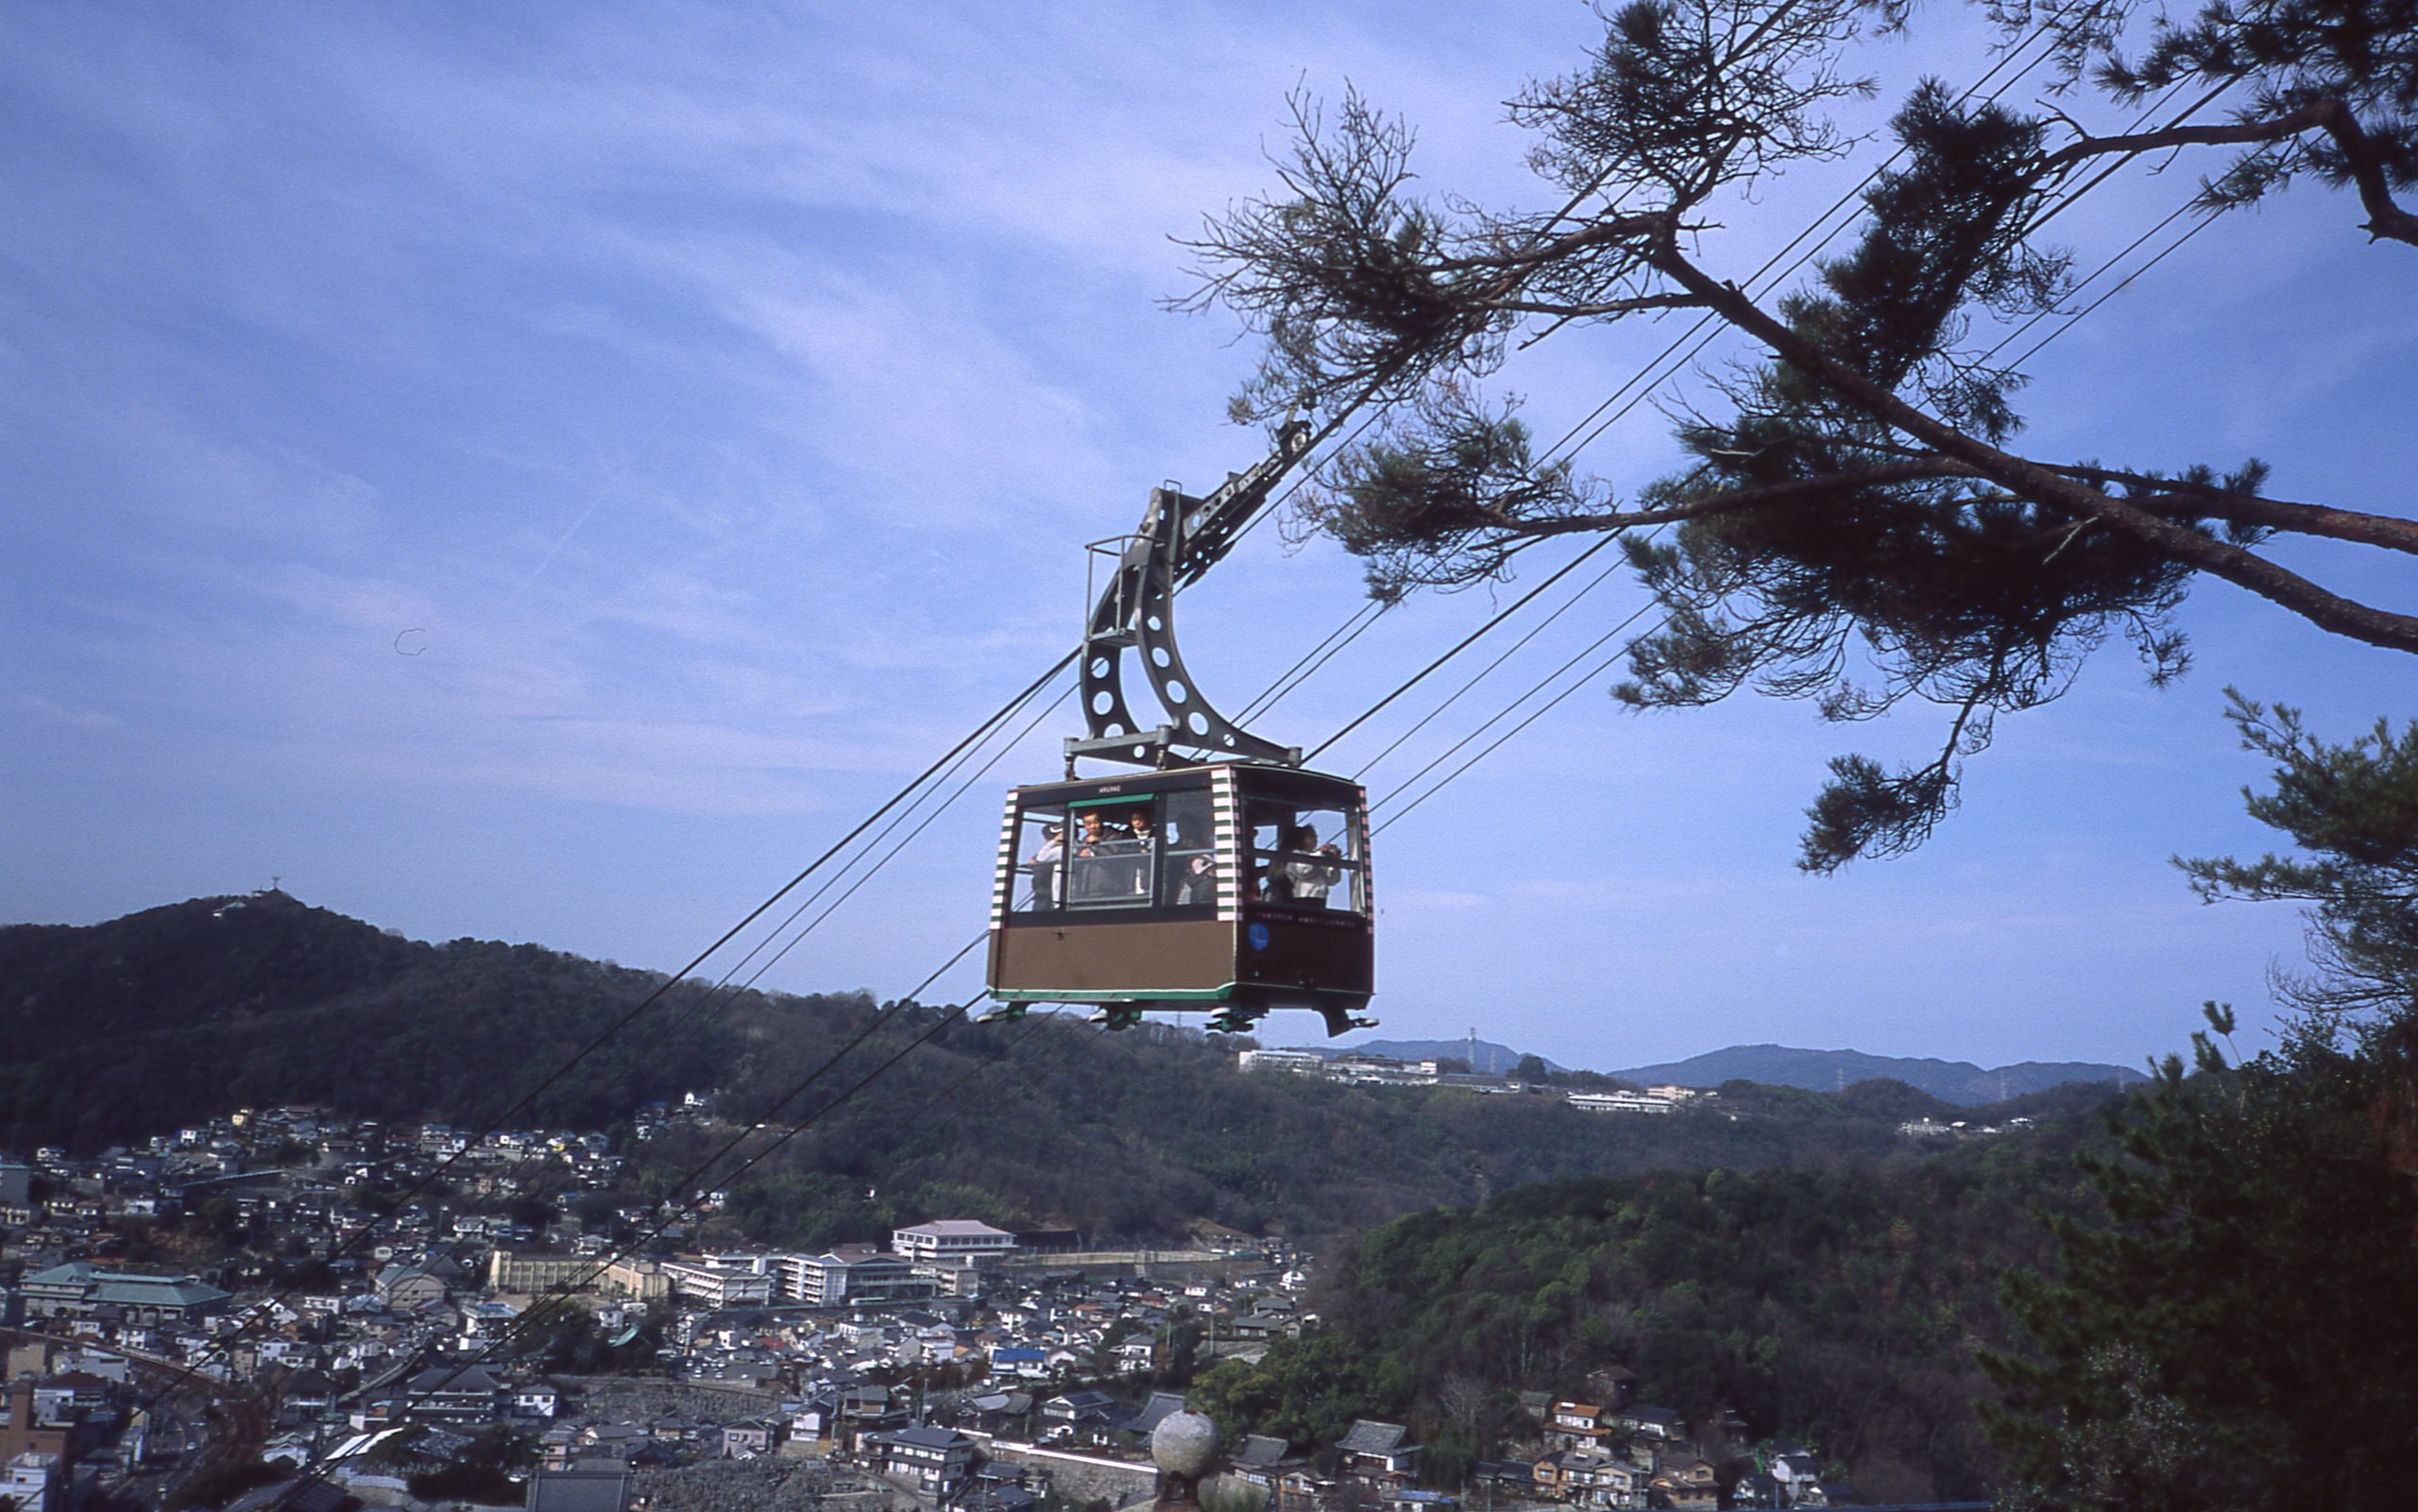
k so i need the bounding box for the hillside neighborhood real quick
[1,1076,1865,1512]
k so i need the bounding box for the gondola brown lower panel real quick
[991,918,1239,996]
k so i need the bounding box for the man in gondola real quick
[1069,808,1135,904]
[1124,807,1158,896]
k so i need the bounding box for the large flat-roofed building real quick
[656,1261,774,1309]
[488,1252,596,1295]
[1566,1091,1675,1116]
[890,1221,1015,1270]
[598,1257,670,1301]
[17,1262,229,1325]
[1237,1048,1325,1076]
[2,1452,62,1512]
[779,1247,926,1306]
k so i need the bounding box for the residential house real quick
[524,1468,635,1512]
[988,1347,1048,1380]
[1128,1393,1189,1439]
[1557,1452,1643,1510]
[1469,1463,1536,1501]
[865,1425,974,1498]
[1037,1390,1119,1444]
[1335,1420,1420,1486]
[374,1266,447,1311]
[280,1370,337,1421]
[1768,1452,1820,1501]
[959,1484,1039,1512]
[1544,1401,1610,1453]
[402,1364,505,1422]
[1233,1435,1306,1494]
[1275,1469,1334,1512]
[1530,1452,1570,1501]
[1609,1406,1686,1442]
[1646,1456,1720,1511]
[721,1419,783,1459]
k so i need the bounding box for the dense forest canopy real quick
[1195,1136,2097,1504]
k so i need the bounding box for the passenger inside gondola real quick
[1283,823,1344,906]
[1028,822,1064,909]
[1251,803,1357,909]
[1126,807,1158,898]
[1160,789,1215,906]
[1065,804,1149,906]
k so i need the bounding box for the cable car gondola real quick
[984,421,1377,1037]
[989,762,1373,1035]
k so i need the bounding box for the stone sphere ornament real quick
[1150,1409,1219,1507]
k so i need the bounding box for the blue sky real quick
[6,3,2412,1075]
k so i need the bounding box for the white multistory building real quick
[890,1221,1016,1289]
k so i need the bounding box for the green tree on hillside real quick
[1985,698,2418,1510]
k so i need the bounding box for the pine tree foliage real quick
[1177,0,2418,868]
[1984,703,2418,1510]
[2180,689,2418,1015]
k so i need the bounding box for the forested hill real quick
[0,892,772,1151]
[3,895,2124,1247]
[1193,1140,2092,1504]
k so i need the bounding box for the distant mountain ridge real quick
[1607,1043,2146,1105]
[1286,1037,1563,1074]
[1287,1035,2144,1106]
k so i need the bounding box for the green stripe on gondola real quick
[988,986,1235,1003]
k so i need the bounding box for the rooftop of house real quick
[1338,1420,1415,1456]
[525,1469,635,1512]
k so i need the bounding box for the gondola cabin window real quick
[1154,787,1214,907]
[1249,797,1365,913]
[1013,805,1068,910]
[1014,795,1187,911]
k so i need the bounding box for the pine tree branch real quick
[2307,98,2418,249]
[1648,251,2418,654]
[1483,294,1710,319]
[2041,104,2338,169]
[2043,98,2418,248]
[1455,454,2418,558]
[1432,211,1687,272]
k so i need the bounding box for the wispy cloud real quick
[14,694,123,735]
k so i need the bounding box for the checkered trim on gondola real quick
[991,790,1022,929]
[1212,767,1244,922]
[1351,780,1373,916]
